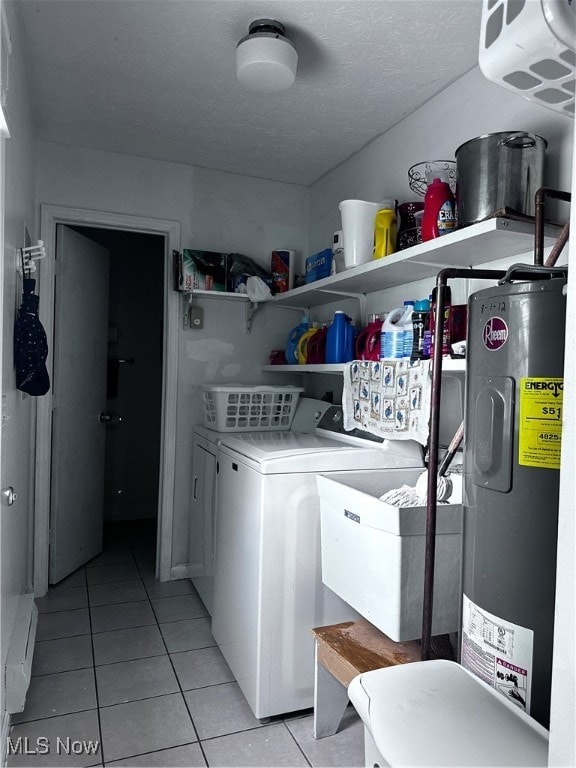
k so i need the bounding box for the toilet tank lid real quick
[348,660,548,767]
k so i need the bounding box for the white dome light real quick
[236,19,298,94]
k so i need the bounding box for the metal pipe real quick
[534,187,571,266]
[545,221,570,268]
[421,267,507,661]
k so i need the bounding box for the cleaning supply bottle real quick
[285,315,310,365]
[421,172,456,241]
[373,201,397,259]
[411,299,431,361]
[380,307,406,360]
[296,323,319,364]
[429,287,452,357]
[306,323,328,364]
[401,301,415,358]
[355,314,382,361]
[326,311,354,364]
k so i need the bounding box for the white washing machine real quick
[211,406,424,719]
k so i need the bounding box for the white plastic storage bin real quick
[202,385,304,432]
[317,469,462,642]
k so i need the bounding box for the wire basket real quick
[408,161,457,197]
[201,385,303,432]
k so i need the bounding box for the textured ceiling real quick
[17,0,483,186]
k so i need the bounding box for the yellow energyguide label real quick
[519,378,563,468]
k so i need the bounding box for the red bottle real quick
[421,174,456,241]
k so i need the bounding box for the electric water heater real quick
[461,267,567,728]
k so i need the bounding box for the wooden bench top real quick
[311,619,423,688]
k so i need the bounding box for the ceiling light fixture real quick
[236,19,298,93]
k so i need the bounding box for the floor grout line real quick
[18,519,361,768]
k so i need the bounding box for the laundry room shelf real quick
[262,364,346,373]
[184,290,251,301]
[262,359,466,374]
[272,217,561,309]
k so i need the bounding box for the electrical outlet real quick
[189,306,204,329]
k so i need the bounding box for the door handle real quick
[99,412,122,426]
[1,487,17,507]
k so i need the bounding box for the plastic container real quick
[296,324,319,365]
[373,202,397,259]
[339,200,381,268]
[355,314,382,361]
[430,287,452,357]
[411,299,431,361]
[285,315,310,364]
[326,311,355,364]
[380,308,406,360]
[401,301,415,358]
[421,173,456,241]
[306,324,328,364]
[202,385,304,431]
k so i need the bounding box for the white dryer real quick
[190,399,332,614]
[211,407,424,719]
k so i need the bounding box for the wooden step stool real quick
[310,619,422,739]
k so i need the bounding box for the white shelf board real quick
[262,364,346,373]
[272,218,560,309]
[183,289,250,301]
[262,359,465,374]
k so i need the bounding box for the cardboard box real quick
[317,469,462,641]
[305,248,332,283]
[178,250,227,292]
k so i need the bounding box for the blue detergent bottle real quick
[285,315,310,364]
[326,311,355,364]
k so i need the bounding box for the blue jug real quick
[326,311,355,364]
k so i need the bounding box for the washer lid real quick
[216,430,423,473]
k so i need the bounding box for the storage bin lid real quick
[348,660,548,766]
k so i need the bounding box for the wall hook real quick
[17,240,46,277]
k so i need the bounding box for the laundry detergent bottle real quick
[296,323,319,364]
[285,315,310,365]
[326,311,354,364]
[421,172,456,241]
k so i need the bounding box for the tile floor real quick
[7,520,364,768]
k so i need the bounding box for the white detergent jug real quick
[380,307,405,360]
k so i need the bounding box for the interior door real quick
[50,225,110,583]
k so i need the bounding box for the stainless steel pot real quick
[455,132,547,226]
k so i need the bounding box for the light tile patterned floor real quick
[7,521,364,767]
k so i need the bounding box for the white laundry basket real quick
[479,0,575,118]
[201,385,303,431]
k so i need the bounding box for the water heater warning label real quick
[461,595,533,714]
[519,377,563,469]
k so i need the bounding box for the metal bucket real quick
[455,132,547,226]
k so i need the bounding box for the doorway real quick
[75,226,164,578]
[34,206,181,597]
[49,225,165,584]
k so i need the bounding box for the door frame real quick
[34,205,181,596]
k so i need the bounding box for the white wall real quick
[1,0,38,734]
[307,65,575,764]
[35,143,310,570]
